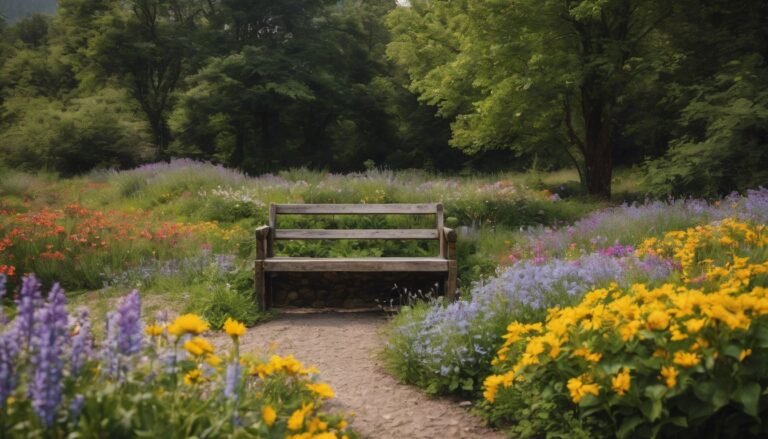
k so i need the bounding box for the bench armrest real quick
[255,226,270,259]
[441,227,457,260]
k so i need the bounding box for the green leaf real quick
[733,382,762,418]
[617,416,645,439]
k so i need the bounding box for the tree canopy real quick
[0,0,765,197]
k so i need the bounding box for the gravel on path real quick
[227,311,504,439]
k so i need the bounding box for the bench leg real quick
[255,261,266,311]
[445,261,457,301]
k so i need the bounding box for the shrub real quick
[483,220,768,438]
[0,275,355,438]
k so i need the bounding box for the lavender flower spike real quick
[16,274,43,349]
[70,309,93,375]
[0,322,22,408]
[116,290,143,356]
[224,362,241,403]
[28,283,69,427]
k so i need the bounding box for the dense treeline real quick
[0,0,766,198]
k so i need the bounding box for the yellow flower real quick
[337,419,348,430]
[168,314,209,337]
[572,347,602,363]
[646,310,670,330]
[184,337,215,357]
[224,318,246,337]
[306,382,335,399]
[183,369,206,385]
[660,366,678,388]
[145,324,164,336]
[288,403,314,431]
[308,416,329,433]
[611,368,631,396]
[262,405,277,426]
[567,376,600,403]
[739,348,752,362]
[311,434,337,439]
[619,320,642,341]
[670,326,688,341]
[673,351,701,368]
[684,318,706,334]
[205,354,222,367]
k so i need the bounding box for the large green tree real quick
[58,0,212,158]
[387,0,681,198]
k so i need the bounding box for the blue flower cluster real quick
[387,251,675,392]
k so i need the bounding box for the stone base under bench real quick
[267,271,445,308]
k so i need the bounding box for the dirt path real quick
[230,311,503,439]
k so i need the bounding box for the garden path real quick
[230,311,503,439]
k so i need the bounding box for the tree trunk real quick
[147,111,171,160]
[581,92,612,199]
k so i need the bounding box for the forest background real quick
[0,0,766,198]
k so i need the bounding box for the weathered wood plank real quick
[445,260,458,301]
[274,229,439,240]
[274,203,439,215]
[264,257,449,272]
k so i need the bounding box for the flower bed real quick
[0,203,240,289]
[484,220,768,438]
[0,275,355,438]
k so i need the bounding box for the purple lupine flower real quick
[70,309,93,375]
[116,290,142,356]
[0,322,22,407]
[16,274,43,349]
[224,362,241,402]
[102,311,121,378]
[28,283,69,427]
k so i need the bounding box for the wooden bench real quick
[254,203,457,310]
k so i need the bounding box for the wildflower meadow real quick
[1,161,767,438]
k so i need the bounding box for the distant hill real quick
[0,0,57,24]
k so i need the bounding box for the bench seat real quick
[255,203,457,309]
[264,257,449,272]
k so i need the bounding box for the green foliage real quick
[0,90,150,175]
[200,267,265,329]
[645,58,768,197]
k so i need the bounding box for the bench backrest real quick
[267,203,445,256]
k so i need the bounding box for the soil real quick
[224,310,504,439]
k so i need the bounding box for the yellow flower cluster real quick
[168,314,209,337]
[484,219,767,406]
[250,354,320,379]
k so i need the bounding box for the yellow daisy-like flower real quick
[739,348,753,362]
[145,324,164,337]
[168,314,209,337]
[611,368,631,396]
[306,382,335,399]
[646,310,670,331]
[287,403,314,431]
[183,369,206,385]
[308,416,328,433]
[684,318,706,334]
[567,376,600,403]
[205,354,223,367]
[262,405,277,426]
[184,337,215,357]
[660,366,678,388]
[224,318,246,337]
[337,419,348,430]
[672,351,701,368]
